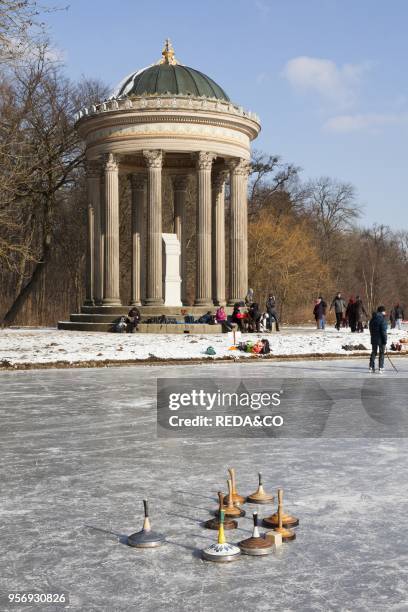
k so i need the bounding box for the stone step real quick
[71,313,127,323]
[58,321,225,334]
[80,305,233,316]
[70,313,223,324]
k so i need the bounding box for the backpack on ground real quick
[205,346,216,355]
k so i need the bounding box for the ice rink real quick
[1,359,407,611]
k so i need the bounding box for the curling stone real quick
[204,492,238,530]
[226,467,246,505]
[238,512,275,556]
[222,479,246,518]
[266,489,296,542]
[202,509,241,563]
[263,488,299,529]
[246,472,275,504]
[127,499,166,548]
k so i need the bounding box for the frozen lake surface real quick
[1,359,407,611]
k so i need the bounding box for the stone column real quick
[228,158,250,305]
[98,171,105,304]
[195,152,216,306]
[129,174,147,306]
[212,170,228,306]
[85,160,101,305]
[102,153,121,305]
[143,150,163,305]
[85,203,94,305]
[172,175,189,306]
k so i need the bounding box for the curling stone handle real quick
[218,509,226,545]
[228,467,236,492]
[226,479,233,506]
[143,499,149,518]
[253,512,258,528]
[277,489,283,529]
[218,491,224,505]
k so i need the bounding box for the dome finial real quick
[160,38,179,65]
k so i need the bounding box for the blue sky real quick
[44,0,407,228]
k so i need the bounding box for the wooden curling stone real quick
[204,492,238,530]
[247,472,274,504]
[238,512,275,556]
[269,489,296,542]
[225,467,246,505]
[222,478,246,517]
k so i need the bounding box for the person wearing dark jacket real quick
[314,296,327,329]
[265,294,280,331]
[231,304,244,332]
[354,295,368,333]
[369,306,388,372]
[330,292,346,330]
[313,298,326,330]
[346,297,356,332]
[393,303,405,330]
[127,307,141,332]
[198,311,214,324]
[248,302,262,332]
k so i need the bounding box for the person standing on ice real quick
[354,295,368,333]
[393,303,404,330]
[313,298,326,330]
[266,293,280,331]
[330,292,346,330]
[369,306,388,373]
[319,296,327,329]
[346,297,356,332]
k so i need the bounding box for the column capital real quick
[129,173,147,190]
[227,157,251,177]
[196,151,216,171]
[103,152,119,172]
[212,169,229,194]
[172,174,189,191]
[86,159,102,178]
[143,149,163,168]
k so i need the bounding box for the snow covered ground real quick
[0,324,407,366]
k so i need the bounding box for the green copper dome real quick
[113,40,230,102]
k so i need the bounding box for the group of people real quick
[325,293,368,332]
[229,291,280,333]
[120,290,281,335]
[314,292,405,335]
[313,292,405,372]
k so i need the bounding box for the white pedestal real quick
[162,233,182,307]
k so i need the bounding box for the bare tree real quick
[0,0,55,63]
[249,150,300,216]
[303,176,362,263]
[0,45,109,325]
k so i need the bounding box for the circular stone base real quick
[262,515,299,528]
[239,536,275,555]
[202,542,241,562]
[246,495,275,504]
[204,517,238,530]
[127,530,166,548]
